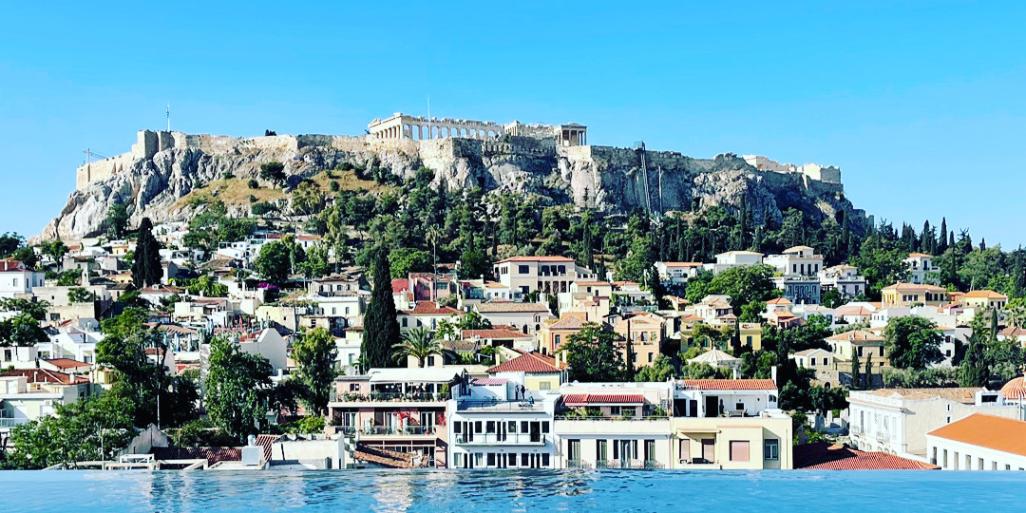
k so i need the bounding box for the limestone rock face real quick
[41,136,867,241]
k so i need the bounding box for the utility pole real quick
[166,103,171,132]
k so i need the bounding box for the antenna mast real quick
[166,103,171,131]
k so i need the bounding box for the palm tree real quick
[392,327,442,368]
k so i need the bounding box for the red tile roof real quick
[681,379,777,391]
[391,279,409,293]
[795,442,937,470]
[44,358,91,370]
[472,378,509,385]
[406,301,460,316]
[488,352,562,374]
[0,259,26,272]
[928,413,1026,457]
[496,256,574,263]
[561,393,645,406]
[0,368,89,385]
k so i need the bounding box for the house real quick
[223,328,289,375]
[848,387,1017,461]
[765,246,823,304]
[461,327,537,353]
[654,262,703,286]
[327,366,485,468]
[0,370,95,437]
[792,348,836,385]
[825,329,887,364]
[739,322,763,351]
[446,374,559,469]
[555,382,674,469]
[397,301,460,333]
[492,256,584,297]
[488,352,566,392]
[881,283,949,307]
[474,302,553,335]
[818,264,867,299]
[704,251,763,274]
[959,290,1008,311]
[904,253,935,284]
[538,314,589,355]
[927,414,1026,471]
[0,260,46,299]
[613,312,667,369]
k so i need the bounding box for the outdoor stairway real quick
[353,443,420,469]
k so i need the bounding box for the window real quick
[597,440,607,463]
[679,439,690,462]
[729,441,750,462]
[567,439,581,463]
[539,381,551,390]
[764,439,779,460]
[518,265,530,275]
[487,453,496,467]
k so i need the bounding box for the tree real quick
[131,218,162,288]
[362,249,401,368]
[259,161,286,184]
[850,347,861,390]
[254,239,292,284]
[0,313,48,346]
[562,323,627,382]
[205,336,273,442]
[863,353,874,389]
[884,317,944,370]
[68,287,93,303]
[7,393,135,469]
[292,328,338,416]
[634,355,676,382]
[0,297,50,320]
[388,247,432,279]
[38,239,68,267]
[391,327,442,368]
[105,202,129,239]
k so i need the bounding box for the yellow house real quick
[538,313,589,356]
[614,313,666,369]
[739,323,763,351]
[672,416,793,470]
[487,352,566,392]
[881,282,950,307]
[960,290,1008,311]
[825,329,889,366]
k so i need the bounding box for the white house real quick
[0,260,45,299]
[927,413,1026,471]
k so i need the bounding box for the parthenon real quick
[367,113,587,146]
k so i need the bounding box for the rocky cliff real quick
[42,132,867,241]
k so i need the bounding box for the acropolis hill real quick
[46,112,862,241]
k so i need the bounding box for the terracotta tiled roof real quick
[488,352,561,374]
[472,378,509,385]
[391,279,409,293]
[0,260,26,272]
[1001,327,1026,339]
[882,282,947,293]
[0,368,88,385]
[826,329,884,343]
[44,358,91,370]
[681,379,777,391]
[548,315,588,330]
[867,387,980,403]
[660,262,703,267]
[963,290,1008,300]
[928,413,1026,457]
[562,393,645,406]
[406,301,460,316]
[766,297,792,305]
[1000,377,1026,400]
[795,442,937,470]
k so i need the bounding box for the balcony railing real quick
[555,415,669,422]
[358,425,439,436]
[456,399,545,412]
[0,418,28,428]
[335,392,445,403]
[454,433,546,445]
[575,459,664,469]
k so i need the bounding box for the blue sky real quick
[2,1,1024,246]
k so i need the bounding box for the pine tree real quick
[937,218,949,253]
[131,218,162,288]
[361,248,401,368]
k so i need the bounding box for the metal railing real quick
[454,433,546,445]
[0,418,28,428]
[456,399,545,412]
[359,425,439,436]
[335,391,445,403]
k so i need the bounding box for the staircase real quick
[353,443,425,469]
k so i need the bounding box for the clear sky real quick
[2,1,1024,246]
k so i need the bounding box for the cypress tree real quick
[850,349,861,390]
[937,218,949,253]
[131,217,162,288]
[863,353,873,389]
[361,248,401,368]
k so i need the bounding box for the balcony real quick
[357,425,440,437]
[331,391,446,406]
[454,432,547,445]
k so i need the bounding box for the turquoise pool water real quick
[2,470,1025,512]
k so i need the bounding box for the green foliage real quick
[131,218,162,288]
[247,178,259,189]
[254,239,292,284]
[739,350,776,379]
[0,297,50,320]
[186,274,229,297]
[0,313,48,346]
[882,367,959,388]
[563,323,628,382]
[388,247,432,278]
[259,161,286,184]
[183,200,256,252]
[685,265,778,313]
[362,249,401,368]
[105,202,129,239]
[634,355,677,382]
[67,287,93,303]
[170,418,236,448]
[204,336,273,443]
[7,393,136,469]
[292,328,338,415]
[38,239,68,266]
[285,415,326,435]
[391,327,442,368]
[251,201,278,216]
[291,181,325,215]
[884,316,944,370]
[0,233,23,257]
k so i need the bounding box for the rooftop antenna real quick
[165,103,171,132]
